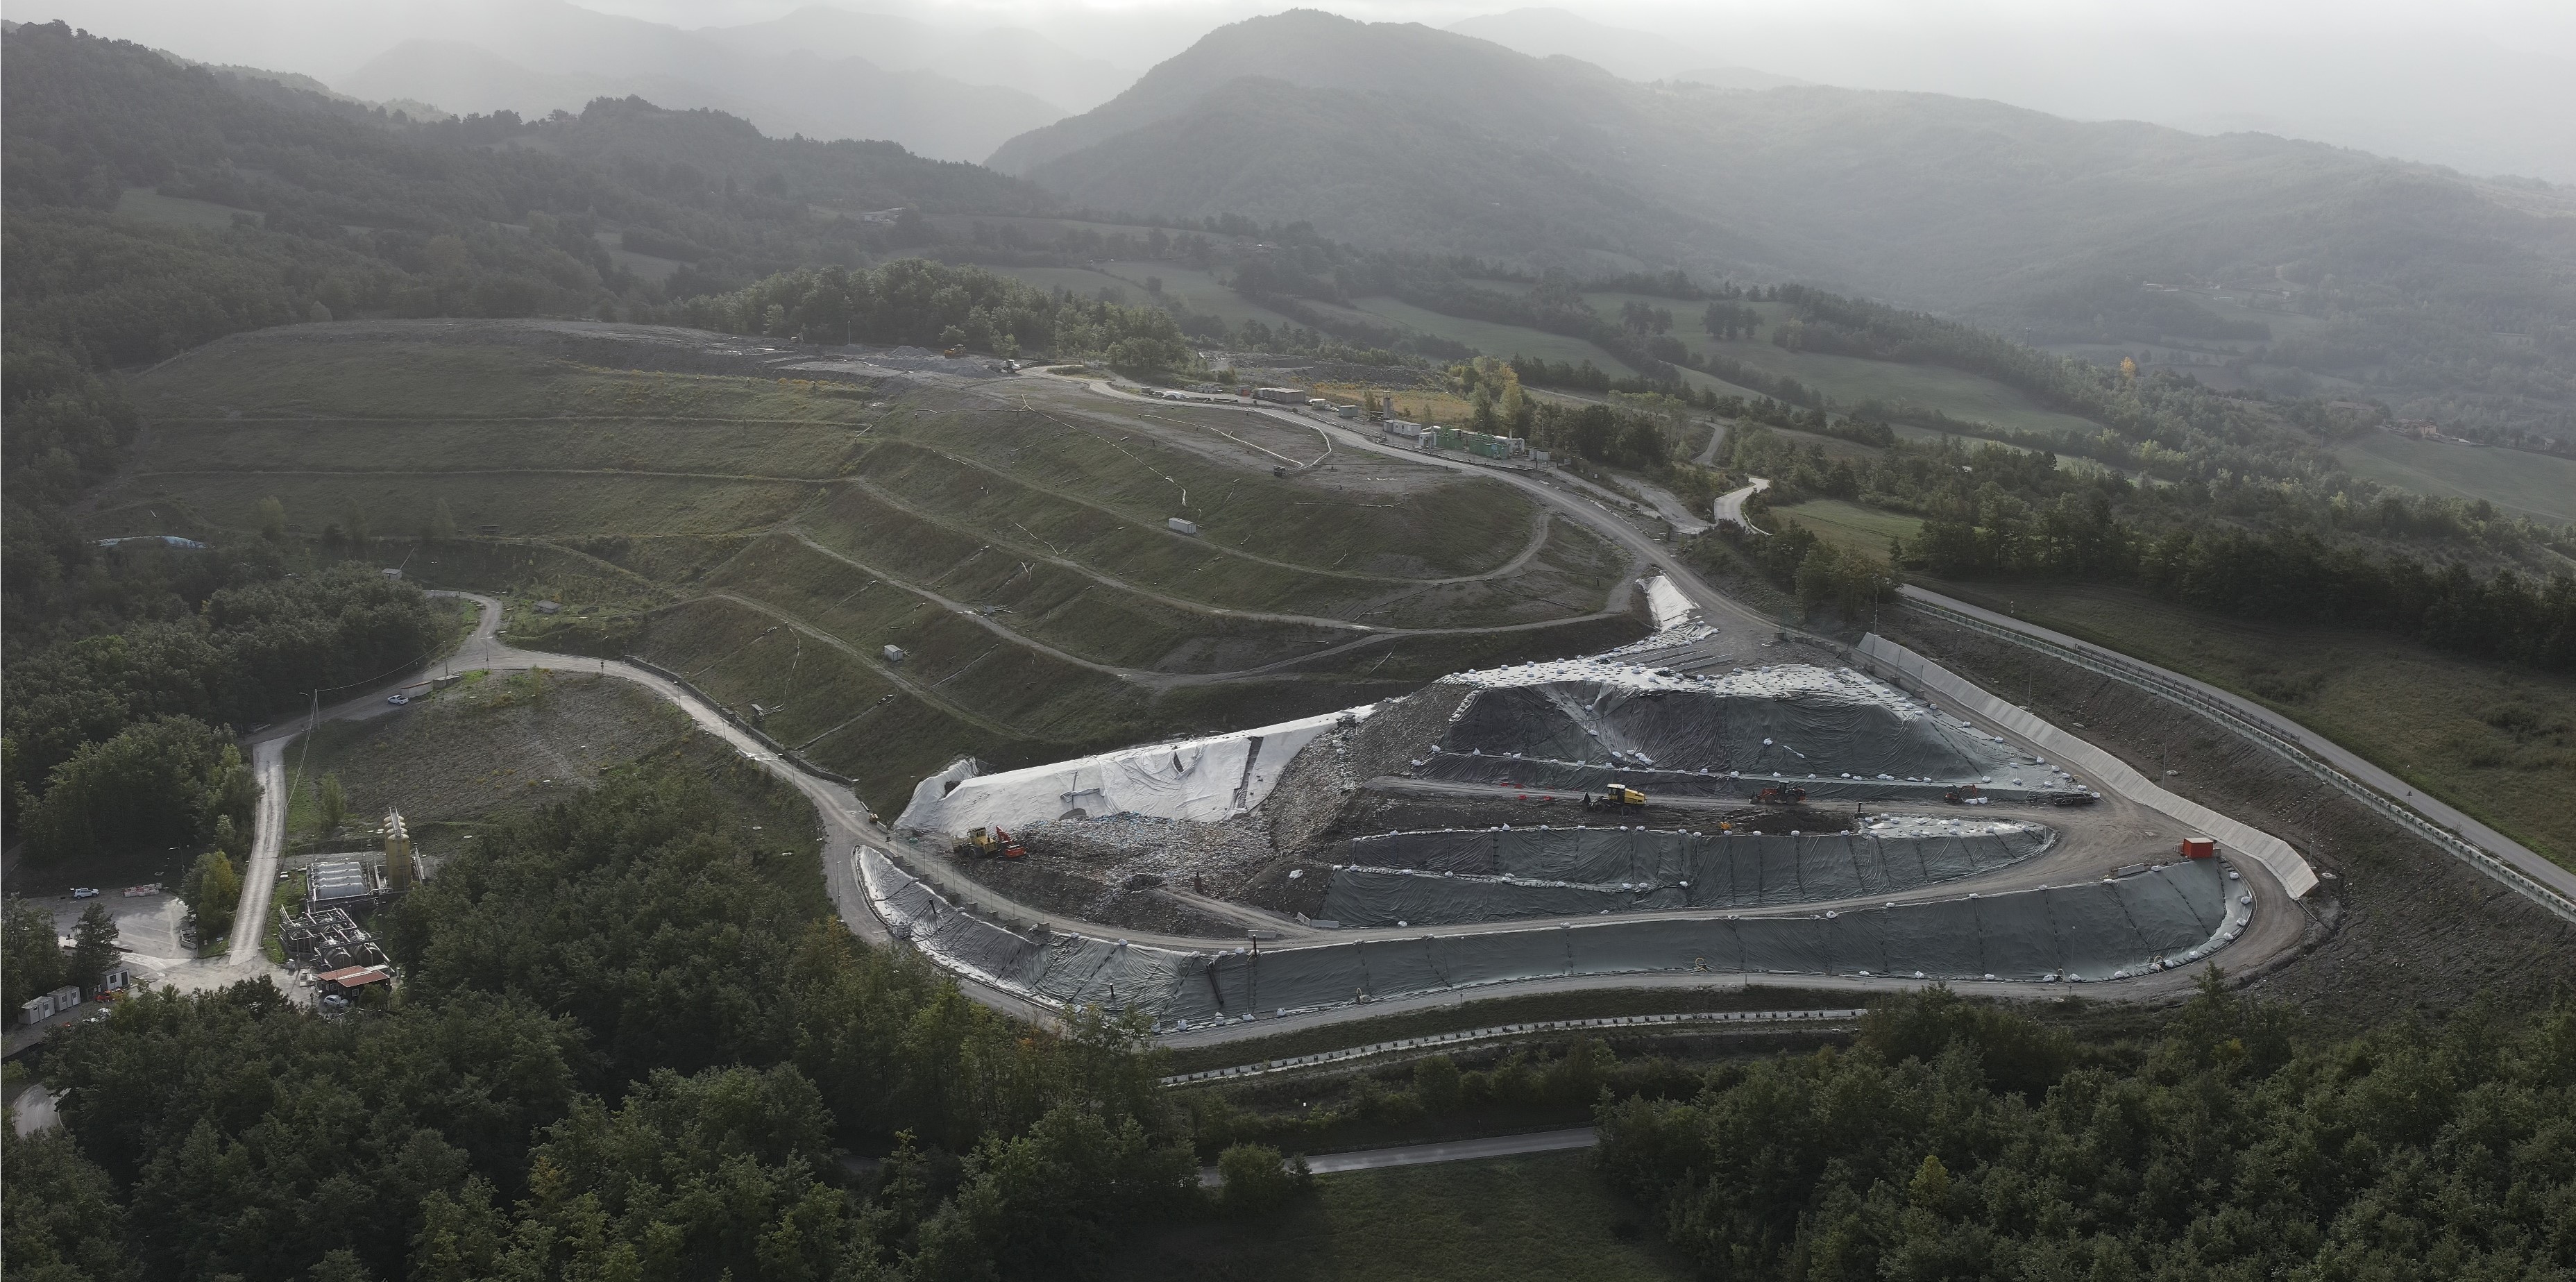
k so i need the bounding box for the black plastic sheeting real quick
[1322,820,2053,925]
[864,849,2247,1027]
[1420,666,2042,798]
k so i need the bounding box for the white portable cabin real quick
[1167,517,1200,536]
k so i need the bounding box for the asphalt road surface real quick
[1199,1127,1600,1185]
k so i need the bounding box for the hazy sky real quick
[15,0,2573,179]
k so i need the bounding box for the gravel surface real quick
[1880,609,2576,1026]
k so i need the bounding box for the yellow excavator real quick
[954,827,1026,859]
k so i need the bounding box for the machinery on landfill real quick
[1584,786,1647,810]
[954,827,1026,859]
[1940,784,1981,804]
[1754,784,1808,805]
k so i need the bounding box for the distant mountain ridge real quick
[988,10,2576,437]
[345,33,1064,164]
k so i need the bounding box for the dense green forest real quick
[683,260,1196,373]
[4,759,1215,1281]
[1717,422,2576,671]
[1596,983,2576,1281]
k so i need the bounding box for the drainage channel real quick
[1161,1006,1864,1086]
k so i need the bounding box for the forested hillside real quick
[5,759,1204,1281]
[994,10,2576,441]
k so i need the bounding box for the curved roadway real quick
[212,379,2319,1046]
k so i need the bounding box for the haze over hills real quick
[993,9,2576,438]
[332,0,1074,162]
[21,0,1129,163]
[1447,5,2576,185]
[693,6,1135,116]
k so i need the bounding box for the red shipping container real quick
[2180,837,2218,859]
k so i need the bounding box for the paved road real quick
[1201,1127,1600,1186]
[226,739,290,965]
[1631,478,1711,535]
[1904,585,2576,905]
[9,1085,62,1138]
[1712,478,1770,532]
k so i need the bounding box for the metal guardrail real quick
[1902,598,2576,925]
[1162,1007,1864,1086]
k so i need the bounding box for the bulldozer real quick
[954,827,1026,859]
[1752,784,1808,805]
[1584,785,1647,810]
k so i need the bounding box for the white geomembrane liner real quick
[1642,575,1699,630]
[896,706,1372,837]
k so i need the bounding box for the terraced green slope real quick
[110,322,1647,808]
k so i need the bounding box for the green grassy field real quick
[1772,498,1922,557]
[1112,1152,1687,1282]
[279,670,688,851]
[115,186,262,229]
[2332,434,2576,525]
[117,325,1646,812]
[1920,580,2576,869]
[1338,298,1643,377]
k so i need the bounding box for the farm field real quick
[1703,338,2105,440]
[1341,297,1643,377]
[110,321,1647,811]
[1112,1150,1688,1282]
[1771,498,1922,555]
[2332,432,2576,525]
[1918,578,2576,870]
[115,185,262,228]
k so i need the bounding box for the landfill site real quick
[864,601,2313,1032]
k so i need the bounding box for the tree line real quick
[685,260,1197,376]
[1725,423,2576,670]
[1595,981,2576,1281]
[4,560,441,864]
[3,758,1260,1282]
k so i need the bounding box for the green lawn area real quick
[1094,262,1309,330]
[1704,339,2105,441]
[1339,298,1641,377]
[2332,434,2576,525]
[1112,1151,1687,1282]
[1920,579,2576,870]
[1773,498,1922,556]
[115,186,262,229]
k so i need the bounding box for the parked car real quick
[71,887,99,899]
[387,693,410,705]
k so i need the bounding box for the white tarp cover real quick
[1856,634,2318,897]
[896,706,1371,837]
[1642,576,1699,630]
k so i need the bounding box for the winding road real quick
[196,373,2335,1049]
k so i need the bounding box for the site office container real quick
[1253,387,1306,405]
[2180,836,2218,859]
[20,995,56,1025]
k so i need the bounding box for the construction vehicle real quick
[1940,784,1981,804]
[1754,784,1808,805]
[954,827,1026,859]
[1584,785,1647,810]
